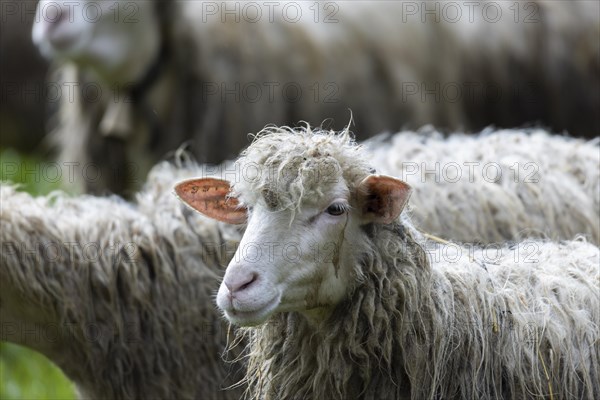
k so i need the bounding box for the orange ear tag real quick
[174,178,247,224]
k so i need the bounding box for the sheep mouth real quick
[48,30,79,50]
[225,296,280,327]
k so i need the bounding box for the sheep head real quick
[175,128,412,326]
[32,0,161,83]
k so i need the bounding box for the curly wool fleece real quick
[227,126,599,400]
[232,125,372,216]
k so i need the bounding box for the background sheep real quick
[366,128,600,244]
[177,127,600,400]
[0,164,246,400]
[31,0,600,194]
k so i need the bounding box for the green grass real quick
[0,149,64,195]
[0,148,76,400]
[0,343,76,400]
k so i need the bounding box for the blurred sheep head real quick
[32,0,162,83]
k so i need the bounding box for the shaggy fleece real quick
[367,128,600,244]
[227,126,600,400]
[0,163,245,400]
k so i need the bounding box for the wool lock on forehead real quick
[233,126,373,210]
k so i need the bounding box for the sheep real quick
[31,0,600,195]
[1,126,597,398]
[365,127,600,244]
[176,126,600,400]
[0,163,247,400]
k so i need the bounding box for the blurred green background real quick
[0,150,76,400]
[0,343,75,400]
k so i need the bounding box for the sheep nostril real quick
[226,272,258,295]
[239,273,257,291]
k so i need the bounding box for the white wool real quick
[367,128,600,244]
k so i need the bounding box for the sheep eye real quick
[326,203,347,216]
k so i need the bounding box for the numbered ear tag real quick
[174,178,247,224]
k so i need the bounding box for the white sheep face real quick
[175,175,411,326]
[218,179,358,326]
[32,0,160,82]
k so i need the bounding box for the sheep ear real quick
[357,175,412,224]
[174,178,247,224]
